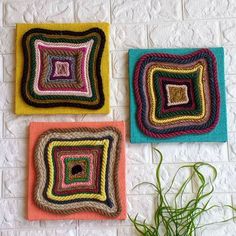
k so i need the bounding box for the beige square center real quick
[166,84,189,106]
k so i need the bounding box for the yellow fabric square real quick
[15,23,110,114]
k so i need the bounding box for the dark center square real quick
[71,164,83,175]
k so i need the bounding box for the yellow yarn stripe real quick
[46,139,109,201]
[147,64,206,124]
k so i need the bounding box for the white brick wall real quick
[0,0,236,235]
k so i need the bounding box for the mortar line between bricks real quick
[127,192,236,195]
[145,24,149,48]
[0,1,3,28]
[151,160,232,165]
[0,26,14,31]
[0,109,15,113]
[1,53,14,56]
[232,205,236,223]
[0,136,28,140]
[0,228,42,232]
[227,137,231,162]
[218,20,223,45]
[0,137,27,140]
[151,143,155,164]
[230,194,234,217]
[76,219,79,236]
[190,168,195,193]
[73,0,77,22]
[184,16,236,21]
[0,81,14,84]
[0,196,24,199]
[127,161,233,165]
[110,49,128,52]
[211,74,235,76]
[0,226,77,231]
[0,167,26,170]
[2,2,6,27]
[181,0,184,21]
[111,17,236,25]
[1,112,3,139]
[109,0,112,23]
[78,223,81,236]
[5,17,236,28]
[223,47,236,50]
[1,170,3,198]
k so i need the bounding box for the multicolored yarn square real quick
[129,48,227,143]
[15,23,110,114]
[33,126,122,217]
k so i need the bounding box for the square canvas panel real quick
[15,23,110,114]
[129,48,227,143]
[27,121,126,220]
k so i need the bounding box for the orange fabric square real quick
[27,121,126,220]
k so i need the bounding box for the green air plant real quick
[129,149,234,236]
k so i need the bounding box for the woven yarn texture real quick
[33,126,122,217]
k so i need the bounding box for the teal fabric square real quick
[129,47,227,143]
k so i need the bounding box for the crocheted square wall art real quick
[15,23,110,114]
[27,122,126,220]
[129,48,227,143]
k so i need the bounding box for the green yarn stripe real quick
[153,70,203,119]
[64,157,90,184]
